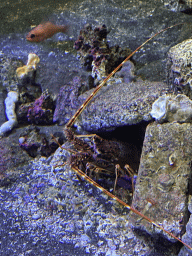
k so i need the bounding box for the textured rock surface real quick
[0,125,63,186]
[26,90,54,125]
[74,24,132,82]
[0,141,181,256]
[0,128,32,186]
[150,94,192,123]
[129,122,192,244]
[179,196,192,256]
[78,79,170,132]
[163,0,192,12]
[19,125,64,158]
[184,0,192,8]
[53,76,90,126]
[0,55,23,92]
[167,39,192,98]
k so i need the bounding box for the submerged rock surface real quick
[167,39,192,99]
[78,80,170,132]
[150,94,192,123]
[129,122,192,244]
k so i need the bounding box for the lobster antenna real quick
[66,22,184,128]
[71,165,192,250]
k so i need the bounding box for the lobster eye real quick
[30,34,35,38]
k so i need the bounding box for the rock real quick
[129,122,192,243]
[0,54,43,130]
[167,39,192,99]
[53,76,90,125]
[0,128,32,187]
[184,0,192,8]
[18,90,54,125]
[78,79,171,132]
[114,60,135,83]
[18,83,42,105]
[150,94,192,123]
[162,0,191,12]
[27,90,54,125]
[0,55,23,92]
[2,0,192,255]
[179,212,192,255]
[163,0,180,11]
[19,125,45,157]
[178,195,192,255]
[19,125,64,158]
[74,24,132,82]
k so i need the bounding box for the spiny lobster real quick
[55,22,192,251]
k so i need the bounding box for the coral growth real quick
[0,91,19,136]
[16,53,40,80]
[150,94,192,123]
[0,53,41,136]
[27,90,54,124]
[74,24,132,81]
[17,90,54,125]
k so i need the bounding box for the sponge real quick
[0,91,19,136]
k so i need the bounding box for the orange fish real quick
[26,21,69,42]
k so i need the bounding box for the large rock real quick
[129,122,192,244]
[167,39,192,99]
[78,79,170,132]
[150,94,192,123]
[179,196,192,255]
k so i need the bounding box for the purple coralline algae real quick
[18,90,54,125]
[53,76,87,125]
[27,90,54,124]
[74,24,132,81]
